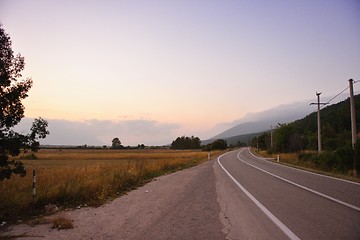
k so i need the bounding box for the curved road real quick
[216,148,360,239]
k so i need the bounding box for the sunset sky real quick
[1,0,359,146]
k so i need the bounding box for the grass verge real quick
[252,148,360,183]
[0,149,223,223]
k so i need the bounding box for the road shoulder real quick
[2,160,225,240]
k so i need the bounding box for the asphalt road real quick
[216,148,360,239]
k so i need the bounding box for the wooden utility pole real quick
[316,92,322,152]
[349,79,357,148]
[310,92,326,153]
[270,125,273,149]
[349,79,357,177]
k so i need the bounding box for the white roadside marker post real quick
[32,170,36,201]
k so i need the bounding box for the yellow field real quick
[20,149,209,167]
[1,149,221,222]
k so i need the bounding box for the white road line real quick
[246,148,360,186]
[237,151,360,212]
[217,152,300,240]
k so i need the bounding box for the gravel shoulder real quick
[1,160,226,240]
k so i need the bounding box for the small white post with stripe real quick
[32,170,36,201]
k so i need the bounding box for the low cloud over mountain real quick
[209,100,315,139]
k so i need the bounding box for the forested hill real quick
[296,94,359,132]
[271,94,360,152]
[251,94,360,176]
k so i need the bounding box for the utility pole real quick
[310,92,327,153]
[349,79,357,148]
[317,92,322,152]
[349,79,357,177]
[270,125,273,149]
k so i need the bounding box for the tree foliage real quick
[211,139,228,150]
[273,123,299,153]
[111,137,123,149]
[202,139,228,151]
[138,144,145,149]
[251,132,271,151]
[171,136,201,150]
[0,25,49,180]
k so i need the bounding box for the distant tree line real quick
[171,136,201,149]
[202,139,228,151]
[108,135,229,151]
[170,136,229,151]
[228,140,247,148]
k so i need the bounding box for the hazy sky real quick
[1,0,360,145]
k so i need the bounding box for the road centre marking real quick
[217,151,300,240]
[237,150,360,212]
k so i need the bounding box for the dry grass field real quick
[0,149,222,222]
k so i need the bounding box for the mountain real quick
[205,92,358,145]
[211,100,314,140]
[202,131,263,146]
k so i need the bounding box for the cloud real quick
[13,118,180,146]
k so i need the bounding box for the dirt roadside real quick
[1,160,226,240]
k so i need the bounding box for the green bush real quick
[298,144,356,175]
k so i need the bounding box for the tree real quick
[111,137,122,149]
[273,123,295,153]
[203,139,228,151]
[289,133,304,153]
[211,139,228,150]
[171,136,201,149]
[0,25,49,180]
[251,132,271,150]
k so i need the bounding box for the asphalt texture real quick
[217,148,360,239]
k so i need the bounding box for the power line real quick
[311,79,358,110]
[320,86,349,109]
